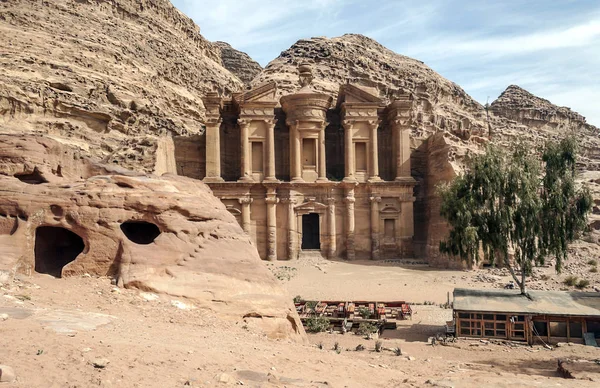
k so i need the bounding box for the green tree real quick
[439,137,592,295]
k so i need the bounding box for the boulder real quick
[0,134,304,341]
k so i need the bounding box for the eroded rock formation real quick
[0,0,243,173]
[214,42,263,86]
[0,134,304,341]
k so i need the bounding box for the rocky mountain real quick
[214,41,262,86]
[253,34,488,142]
[0,0,243,172]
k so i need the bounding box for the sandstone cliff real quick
[0,134,304,341]
[214,41,263,86]
[0,0,243,172]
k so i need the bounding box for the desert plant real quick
[357,307,372,319]
[305,300,318,312]
[540,274,551,281]
[355,344,365,351]
[393,347,402,356]
[375,340,383,352]
[356,322,378,337]
[293,295,303,304]
[563,275,579,286]
[305,316,330,333]
[576,279,590,289]
[587,259,598,266]
[317,342,323,350]
[333,342,340,352]
[439,137,592,295]
[590,267,598,273]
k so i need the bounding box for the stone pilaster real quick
[368,120,382,182]
[265,189,279,261]
[342,120,356,182]
[238,119,253,182]
[238,197,253,234]
[317,122,328,182]
[370,196,381,260]
[203,118,224,182]
[265,119,277,182]
[327,197,336,259]
[344,189,356,260]
[282,197,297,260]
[289,121,303,182]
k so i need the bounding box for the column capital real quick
[391,118,411,128]
[206,118,222,126]
[367,119,381,129]
[326,197,336,205]
[238,118,251,128]
[264,118,277,127]
[281,197,297,205]
[265,196,279,205]
[369,196,382,203]
[344,196,356,204]
[238,197,253,205]
[342,119,355,129]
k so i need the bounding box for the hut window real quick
[533,321,548,337]
[569,321,582,338]
[549,322,568,338]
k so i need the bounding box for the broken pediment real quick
[337,84,383,106]
[238,81,278,105]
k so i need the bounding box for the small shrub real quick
[590,267,598,273]
[355,344,365,351]
[305,316,330,333]
[357,322,378,337]
[588,259,598,266]
[576,279,590,289]
[375,340,383,352]
[293,295,303,304]
[317,342,323,350]
[563,275,579,286]
[333,342,340,351]
[305,301,318,312]
[540,274,551,281]
[393,347,402,356]
[357,307,371,319]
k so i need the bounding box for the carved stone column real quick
[238,119,253,182]
[289,121,303,182]
[344,189,356,260]
[238,197,253,234]
[265,189,279,261]
[343,120,356,182]
[392,120,411,180]
[327,197,336,259]
[368,120,381,182]
[370,196,381,260]
[265,119,277,182]
[317,123,327,182]
[204,118,223,182]
[283,197,297,260]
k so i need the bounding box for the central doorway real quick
[301,213,320,250]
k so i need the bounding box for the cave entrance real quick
[120,220,161,245]
[35,226,85,278]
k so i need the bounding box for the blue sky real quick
[173,0,600,126]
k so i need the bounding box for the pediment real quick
[239,81,277,104]
[337,84,383,106]
[295,200,328,213]
[380,205,400,214]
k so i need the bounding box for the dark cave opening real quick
[120,220,161,245]
[35,226,85,278]
[14,168,48,184]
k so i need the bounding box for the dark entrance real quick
[301,213,320,250]
[35,226,85,278]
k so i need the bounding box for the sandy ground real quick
[1,261,600,387]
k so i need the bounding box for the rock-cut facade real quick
[180,64,416,261]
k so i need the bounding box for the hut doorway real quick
[35,226,85,277]
[301,213,320,250]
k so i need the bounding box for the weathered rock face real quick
[253,34,489,142]
[214,42,263,86]
[0,134,304,341]
[0,0,243,173]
